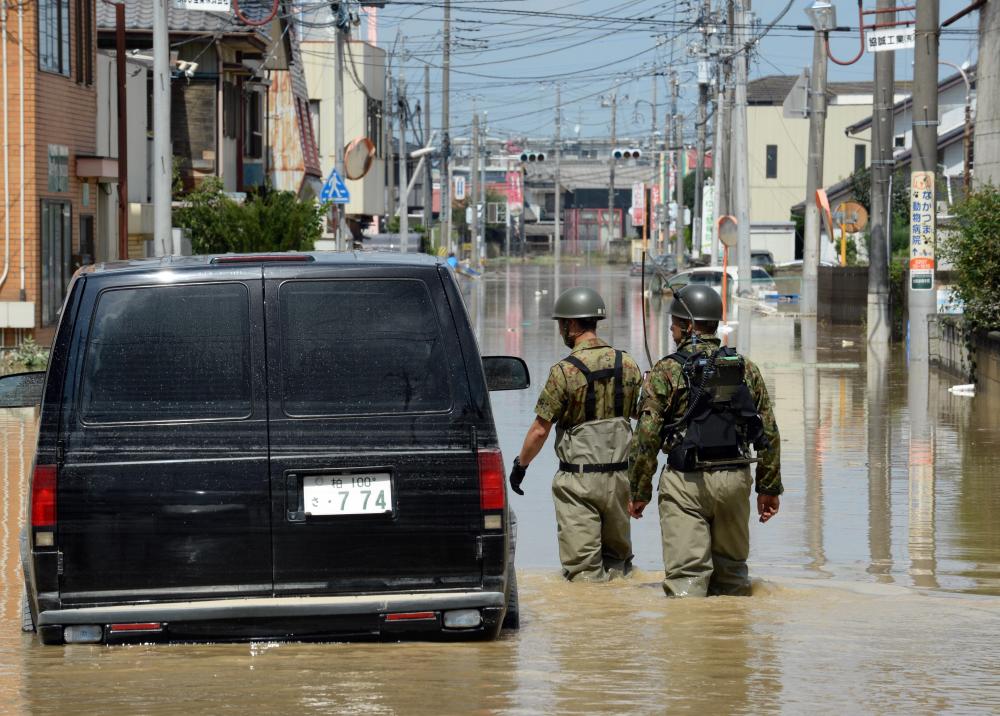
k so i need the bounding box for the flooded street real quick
[1,263,999,714]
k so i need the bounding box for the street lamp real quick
[806,0,837,32]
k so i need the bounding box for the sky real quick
[321,1,982,144]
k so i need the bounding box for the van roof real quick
[77,251,444,276]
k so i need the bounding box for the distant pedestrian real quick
[509,288,642,582]
[628,284,783,597]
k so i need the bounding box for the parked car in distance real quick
[750,249,775,269]
[629,253,677,276]
[4,252,529,645]
[656,265,778,298]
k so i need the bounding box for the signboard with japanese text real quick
[700,183,714,255]
[866,27,915,53]
[506,171,523,216]
[909,171,935,291]
[454,175,466,201]
[630,182,645,226]
[174,0,231,11]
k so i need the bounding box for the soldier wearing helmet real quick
[510,287,643,582]
[627,284,783,597]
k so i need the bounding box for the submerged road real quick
[0,263,997,713]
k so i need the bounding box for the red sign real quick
[506,171,523,214]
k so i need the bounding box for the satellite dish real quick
[344,137,376,180]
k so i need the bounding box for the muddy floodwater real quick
[1,264,999,714]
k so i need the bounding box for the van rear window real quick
[81,284,253,423]
[278,279,451,416]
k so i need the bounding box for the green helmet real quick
[552,287,607,321]
[669,284,723,322]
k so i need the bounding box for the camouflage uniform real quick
[535,338,643,582]
[628,333,782,596]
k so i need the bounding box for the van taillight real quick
[31,465,56,527]
[478,449,505,511]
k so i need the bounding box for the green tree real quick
[174,178,324,254]
[940,185,1000,331]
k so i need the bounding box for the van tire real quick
[502,569,520,631]
[21,590,34,633]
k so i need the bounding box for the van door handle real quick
[285,473,305,523]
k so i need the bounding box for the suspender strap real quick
[562,351,625,421]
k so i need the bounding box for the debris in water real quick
[948,384,975,397]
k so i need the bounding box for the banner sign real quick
[174,0,231,11]
[909,171,935,291]
[866,27,915,53]
[454,175,466,201]
[630,182,645,226]
[506,171,523,216]
[700,183,714,256]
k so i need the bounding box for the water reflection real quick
[800,317,827,574]
[907,352,938,589]
[866,341,893,581]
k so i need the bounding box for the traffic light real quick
[612,147,642,161]
[519,151,546,162]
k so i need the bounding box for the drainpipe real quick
[18,0,24,299]
[1,3,10,292]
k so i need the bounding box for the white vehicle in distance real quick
[655,266,778,299]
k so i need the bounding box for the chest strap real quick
[562,349,625,421]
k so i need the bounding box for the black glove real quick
[510,457,527,496]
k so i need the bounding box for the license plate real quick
[303,473,393,516]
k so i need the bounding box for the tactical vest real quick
[662,345,769,472]
[554,350,632,475]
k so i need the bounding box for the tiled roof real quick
[97,0,275,34]
[746,74,910,105]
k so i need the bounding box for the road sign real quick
[866,27,915,53]
[909,171,935,291]
[319,168,351,204]
[173,0,230,11]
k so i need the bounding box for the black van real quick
[3,252,529,644]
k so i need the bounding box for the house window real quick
[74,0,93,85]
[309,99,321,153]
[894,134,906,148]
[245,90,264,159]
[41,201,72,326]
[47,145,69,192]
[39,0,71,75]
[765,144,778,179]
[367,98,383,158]
[854,144,866,172]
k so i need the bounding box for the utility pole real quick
[398,78,408,254]
[693,0,712,260]
[909,0,939,361]
[607,90,617,254]
[480,115,487,263]
[334,20,348,250]
[441,0,452,254]
[731,0,752,296]
[801,25,827,314]
[152,0,171,255]
[868,0,895,344]
[113,2,128,260]
[423,64,433,244]
[711,83,725,266]
[386,68,395,220]
[672,74,684,265]
[471,112,480,265]
[554,85,562,261]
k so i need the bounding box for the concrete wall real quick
[818,266,867,324]
[930,318,1000,389]
[747,103,872,223]
[975,1,1000,186]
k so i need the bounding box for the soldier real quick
[509,287,643,582]
[628,284,782,597]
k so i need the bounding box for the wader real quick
[658,346,763,597]
[551,351,634,582]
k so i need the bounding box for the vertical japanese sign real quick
[454,175,466,201]
[700,183,714,256]
[909,171,935,290]
[506,171,523,216]
[630,182,645,226]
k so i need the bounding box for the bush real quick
[174,178,325,255]
[941,185,1000,331]
[1,338,48,373]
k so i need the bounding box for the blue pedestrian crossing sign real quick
[320,168,351,204]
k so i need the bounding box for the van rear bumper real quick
[37,591,506,644]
